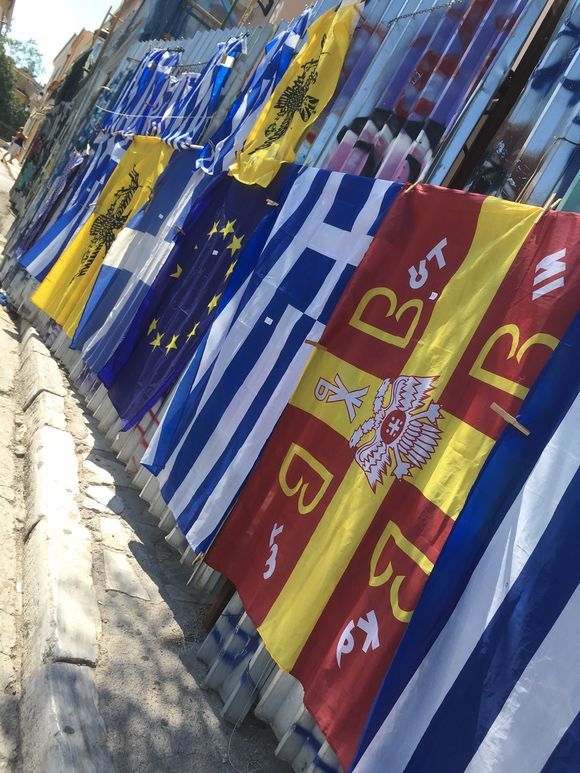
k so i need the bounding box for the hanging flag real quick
[229,5,360,187]
[31,136,173,336]
[353,316,580,773]
[162,35,246,150]
[205,186,580,768]
[141,168,402,552]
[197,9,311,176]
[17,149,85,254]
[19,134,131,280]
[104,49,182,136]
[98,169,295,430]
[71,151,208,373]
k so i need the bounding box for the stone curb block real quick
[24,425,80,536]
[23,519,100,679]
[24,391,66,433]
[21,663,113,773]
[19,319,109,772]
[20,351,66,411]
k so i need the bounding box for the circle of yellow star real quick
[147,318,159,335]
[207,293,222,313]
[226,234,243,255]
[164,334,179,354]
[208,221,220,237]
[220,220,236,238]
[225,261,237,279]
[149,332,164,349]
[186,322,200,340]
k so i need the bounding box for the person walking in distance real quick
[3,127,26,164]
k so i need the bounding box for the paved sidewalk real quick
[64,379,287,771]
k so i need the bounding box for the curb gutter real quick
[19,320,112,772]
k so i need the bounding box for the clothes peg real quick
[266,199,279,207]
[404,180,421,194]
[305,338,328,352]
[491,402,530,437]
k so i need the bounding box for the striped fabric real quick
[104,49,182,135]
[163,36,246,151]
[197,9,311,176]
[353,317,580,773]
[142,168,402,552]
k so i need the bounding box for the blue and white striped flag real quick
[18,134,130,280]
[104,49,182,135]
[101,49,164,132]
[197,9,311,176]
[142,167,402,552]
[353,316,580,773]
[73,153,211,372]
[163,35,246,150]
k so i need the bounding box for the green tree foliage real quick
[0,36,32,140]
[4,36,43,79]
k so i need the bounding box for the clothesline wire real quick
[96,104,202,121]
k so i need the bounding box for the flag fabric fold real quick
[99,168,296,430]
[162,36,246,150]
[205,185,580,768]
[229,5,360,187]
[31,136,173,336]
[141,167,402,553]
[353,315,580,773]
[71,150,208,372]
[197,9,311,176]
[19,134,131,280]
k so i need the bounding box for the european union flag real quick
[99,168,294,429]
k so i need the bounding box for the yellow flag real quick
[229,4,359,187]
[32,136,173,336]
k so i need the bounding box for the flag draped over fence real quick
[71,151,207,372]
[205,185,580,768]
[162,36,246,150]
[99,170,295,429]
[31,136,173,336]
[230,5,360,187]
[197,9,311,176]
[353,315,580,773]
[142,167,402,553]
[18,134,131,280]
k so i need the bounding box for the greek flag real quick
[102,49,164,132]
[73,152,210,372]
[197,9,311,176]
[163,35,246,151]
[104,49,182,135]
[19,134,130,280]
[353,317,580,773]
[142,167,402,552]
[17,149,85,254]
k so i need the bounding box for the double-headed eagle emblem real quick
[349,375,442,490]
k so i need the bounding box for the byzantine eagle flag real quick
[98,169,294,430]
[19,134,131,281]
[205,185,580,768]
[354,317,580,773]
[31,136,173,336]
[229,4,360,187]
[141,168,402,554]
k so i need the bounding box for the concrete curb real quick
[19,319,112,772]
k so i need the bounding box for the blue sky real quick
[10,0,113,82]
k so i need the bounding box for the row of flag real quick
[13,3,580,771]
